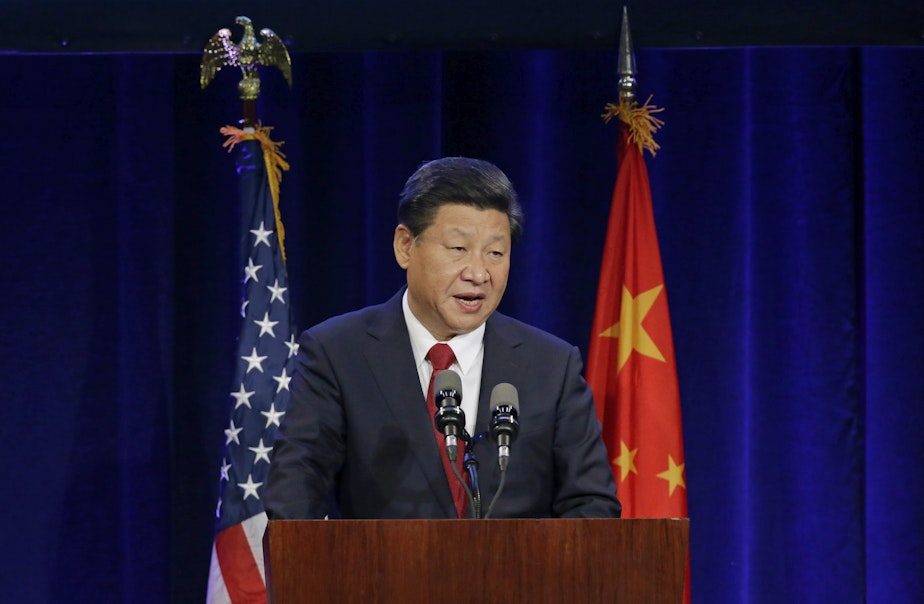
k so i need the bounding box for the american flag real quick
[207,134,297,604]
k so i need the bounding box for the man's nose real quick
[463,258,489,284]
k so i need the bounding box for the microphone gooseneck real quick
[464,442,482,519]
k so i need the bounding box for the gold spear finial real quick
[200,16,292,126]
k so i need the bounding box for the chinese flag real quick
[586,118,690,599]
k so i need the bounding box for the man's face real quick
[394,203,511,342]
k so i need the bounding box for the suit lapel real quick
[361,291,456,516]
[477,313,525,435]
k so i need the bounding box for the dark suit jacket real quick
[265,289,621,519]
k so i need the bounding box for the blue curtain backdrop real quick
[1,46,921,603]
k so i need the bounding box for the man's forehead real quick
[433,204,509,224]
[434,222,511,244]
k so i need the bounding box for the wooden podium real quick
[264,518,688,603]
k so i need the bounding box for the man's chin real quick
[454,315,490,333]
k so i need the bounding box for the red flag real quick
[586,99,689,599]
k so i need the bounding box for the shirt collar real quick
[402,289,485,375]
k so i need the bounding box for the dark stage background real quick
[2,32,922,604]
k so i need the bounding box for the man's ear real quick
[393,224,414,269]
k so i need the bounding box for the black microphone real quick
[433,369,477,518]
[433,369,465,462]
[489,383,520,471]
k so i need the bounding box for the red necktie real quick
[426,343,468,518]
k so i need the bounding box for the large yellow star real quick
[613,440,638,482]
[599,284,666,371]
[656,454,686,496]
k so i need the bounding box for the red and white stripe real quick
[206,513,269,604]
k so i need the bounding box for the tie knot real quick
[427,343,456,371]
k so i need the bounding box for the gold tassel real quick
[220,124,291,263]
[601,95,665,157]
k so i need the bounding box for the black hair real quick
[397,157,524,243]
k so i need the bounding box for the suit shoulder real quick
[301,295,399,343]
[489,312,576,354]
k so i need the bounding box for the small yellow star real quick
[656,454,686,496]
[613,440,638,482]
[599,284,666,371]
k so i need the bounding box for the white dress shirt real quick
[402,290,484,436]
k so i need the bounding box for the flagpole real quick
[587,7,691,604]
[201,17,296,604]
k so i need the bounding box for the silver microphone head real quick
[434,369,463,405]
[490,382,519,413]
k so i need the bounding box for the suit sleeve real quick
[551,345,623,518]
[265,329,344,519]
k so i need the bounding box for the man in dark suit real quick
[265,157,620,519]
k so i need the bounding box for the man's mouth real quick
[455,294,484,308]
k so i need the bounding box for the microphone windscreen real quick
[433,368,463,397]
[490,383,519,412]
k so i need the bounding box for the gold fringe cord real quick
[601,95,665,157]
[220,125,291,262]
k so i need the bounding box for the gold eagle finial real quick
[200,16,292,105]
